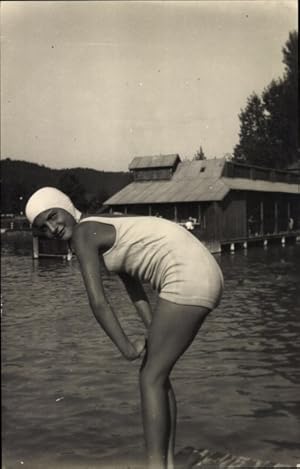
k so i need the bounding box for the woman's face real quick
[33,208,77,241]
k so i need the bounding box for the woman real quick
[25,186,224,469]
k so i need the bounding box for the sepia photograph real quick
[1,1,299,468]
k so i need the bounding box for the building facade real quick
[104,155,300,252]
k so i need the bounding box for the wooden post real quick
[174,204,178,222]
[260,200,264,235]
[148,205,152,216]
[274,201,278,233]
[32,236,39,259]
[213,202,221,242]
[287,201,291,219]
[124,206,128,214]
[198,204,202,224]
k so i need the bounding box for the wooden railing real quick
[223,162,300,184]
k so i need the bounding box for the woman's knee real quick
[139,361,169,389]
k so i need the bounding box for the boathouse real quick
[104,155,300,252]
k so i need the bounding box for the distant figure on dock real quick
[185,216,196,231]
[25,187,224,469]
[288,217,294,231]
[247,215,256,236]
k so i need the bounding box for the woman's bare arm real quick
[119,272,152,328]
[73,222,144,360]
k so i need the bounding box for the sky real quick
[1,1,298,172]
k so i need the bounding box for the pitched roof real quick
[129,154,180,170]
[104,158,300,206]
[105,159,229,204]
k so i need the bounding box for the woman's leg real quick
[139,298,210,469]
[167,379,176,469]
[139,350,177,468]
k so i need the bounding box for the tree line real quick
[1,159,132,214]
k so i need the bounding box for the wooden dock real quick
[175,447,293,468]
[92,446,296,469]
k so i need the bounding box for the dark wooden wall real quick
[133,168,173,181]
[110,190,299,242]
[220,192,247,241]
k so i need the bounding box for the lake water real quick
[2,235,300,468]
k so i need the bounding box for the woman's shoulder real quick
[75,216,115,233]
[81,211,127,219]
[73,217,116,249]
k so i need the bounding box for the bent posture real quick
[26,187,224,469]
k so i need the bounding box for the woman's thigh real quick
[142,298,210,378]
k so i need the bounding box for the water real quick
[2,236,300,468]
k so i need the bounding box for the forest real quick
[1,158,132,214]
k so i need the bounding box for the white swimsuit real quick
[79,216,223,309]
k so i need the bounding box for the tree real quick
[58,173,87,211]
[233,93,271,165]
[233,30,298,168]
[281,30,298,164]
[262,78,290,168]
[88,188,109,213]
[193,146,206,160]
[282,30,298,85]
[223,153,233,161]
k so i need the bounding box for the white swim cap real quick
[25,187,82,224]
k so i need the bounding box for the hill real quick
[0,158,132,214]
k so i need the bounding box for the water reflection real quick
[1,240,300,467]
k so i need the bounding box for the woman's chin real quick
[60,230,71,241]
[62,234,71,242]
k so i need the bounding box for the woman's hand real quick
[125,337,146,361]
